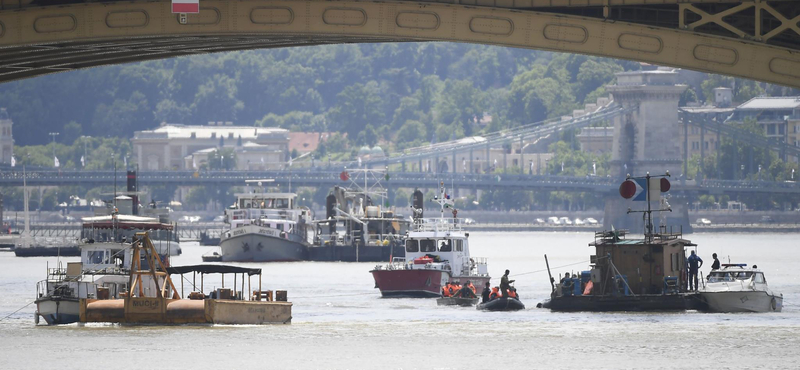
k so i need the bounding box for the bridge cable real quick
[510,260,590,278]
[0,300,36,322]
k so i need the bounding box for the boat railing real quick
[469,257,489,275]
[413,218,464,232]
[315,232,404,247]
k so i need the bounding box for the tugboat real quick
[538,172,698,311]
[309,168,410,262]
[217,180,313,262]
[370,183,490,298]
[696,263,783,312]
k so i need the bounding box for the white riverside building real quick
[132,122,289,170]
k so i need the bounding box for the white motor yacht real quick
[697,264,783,313]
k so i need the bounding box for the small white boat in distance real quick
[698,264,783,313]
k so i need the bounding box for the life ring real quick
[771,297,777,311]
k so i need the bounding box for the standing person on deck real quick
[500,270,514,298]
[711,253,721,270]
[687,250,703,291]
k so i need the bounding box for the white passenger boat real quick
[697,263,783,313]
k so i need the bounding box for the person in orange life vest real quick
[507,287,518,299]
[452,281,462,294]
[583,280,594,295]
[447,282,457,296]
[489,287,501,300]
[442,283,452,297]
[481,282,492,303]
[466,281,476,294]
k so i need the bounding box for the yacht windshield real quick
[708,271,753,282]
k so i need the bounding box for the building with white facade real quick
[132,122,289,170]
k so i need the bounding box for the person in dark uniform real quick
[500,270,514,298]
[711,253,721,270]
[481,282,491,303]
[456,281,477,298]
[687,250,704,291]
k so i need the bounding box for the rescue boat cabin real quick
[586,228,694,296]
[403,219,487,277]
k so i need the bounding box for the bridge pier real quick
[604,69,690,231]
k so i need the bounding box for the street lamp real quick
[49,132,59,167]
[740,164,745,181]
[758,165,762,181]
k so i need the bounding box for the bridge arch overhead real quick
[1,0,800,87]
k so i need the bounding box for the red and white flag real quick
[172,0,199,14]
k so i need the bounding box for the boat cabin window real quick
[734,271,753,280]
[406,240,419,253]
[439,239,452,252]
[275,199,289,209]
[455,240,463,252]
[87,250,107,264]
[420,240,436,253]
[708,271,733,282]
[753,272,765,283]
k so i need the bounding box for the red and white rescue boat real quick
[370,184,490,298]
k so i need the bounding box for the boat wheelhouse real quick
[539,172,698,311]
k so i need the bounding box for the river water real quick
[1,232,798,369]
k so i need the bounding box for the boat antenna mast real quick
[623,171,671,243]
[431,182,456,219]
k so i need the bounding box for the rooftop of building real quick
[288,132,331,153]
[736,96,800,110]
[134,123,288,140]
[679,106,736,114]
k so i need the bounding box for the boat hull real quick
[477,297,525,311]
[371,269,449,298]
[371,269,490,298]
[538,293,693,312]
[437,297,479,306]
[308,244,405,262]
[697,291,783,312]
[35,297,80,325]
[220,233,307,262]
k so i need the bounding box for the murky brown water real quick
[1,232,797,369]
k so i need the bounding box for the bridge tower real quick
[603,69,691,231]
